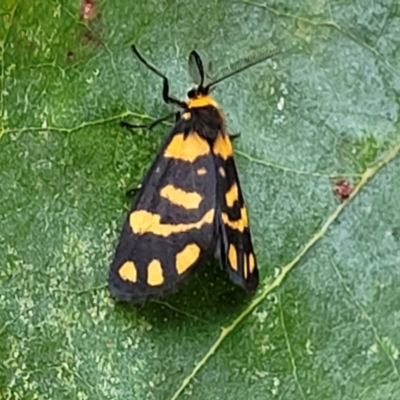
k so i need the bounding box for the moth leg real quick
[121,112,178,131]
[125,183,142,198]
[229,132,241,141]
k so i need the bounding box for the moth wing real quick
[213,133,259,291]
[109,129,218,302]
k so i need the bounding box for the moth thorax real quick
[186,93,219,110]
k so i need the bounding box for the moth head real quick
[185,84,219,110]
[186,84,211,100]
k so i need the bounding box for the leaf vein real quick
[279,293,307,400]
[0,1,20,142]
[236,149,361,178]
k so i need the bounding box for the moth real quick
[108,45,279,301]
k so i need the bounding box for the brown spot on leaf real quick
[333,179,353,200]
[81,0,98,21]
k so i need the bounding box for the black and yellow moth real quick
[108,45,279,302]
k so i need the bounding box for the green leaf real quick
[1,1,400,399]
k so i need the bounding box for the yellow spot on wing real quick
[182,112,191,120]
[160,184,203,210]
[197,167,207,176]
[222,207,249,233]
[248,253,255,273]
[228,244,238,271]
[147,259,164,286]
[176,243,201,274]
[213,134,233,160]
[225,183,239,208]
[243,254,248,279]
[164,133,210,162]
[187,94,218,109]
[130,209,215,236]
[119,261,137,283]
[219,167,226,177]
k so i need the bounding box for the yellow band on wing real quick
[130,209,215,237]
[225,183,239,208]
[164,133,210,162]
[221,207,249,232]
[147,259,164,286]
[213,133,233,160]
[175,243,201,274]
[160,184,203,210]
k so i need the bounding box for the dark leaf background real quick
[1,1,400,399]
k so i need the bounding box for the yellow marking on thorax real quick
[130,209,215,237]
[187,94,219,109]
[196,167,207,176]
[160,184,203,210]
[118,261,137,283]
[225,183,239,208]
[147,259,164,286]
[213,134,233,160]
[222,207,249,233]
[243,254,248,279]
[182,112,191,120]
[248,253,255,274]
[219,167,226,177]
[164,133,210,162]
[228,244,238,271]
[175,243,201,274]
